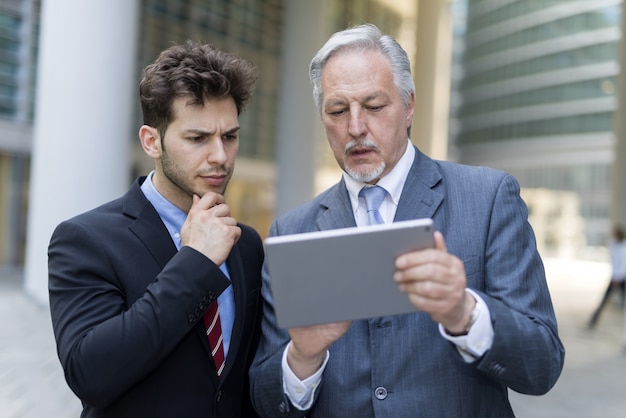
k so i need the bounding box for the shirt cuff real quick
[439,289,494,362]
[281,341,329,410]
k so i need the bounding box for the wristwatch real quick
[446,302,480,337]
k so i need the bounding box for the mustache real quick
[344,139,381,154]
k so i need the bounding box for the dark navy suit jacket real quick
[49,177,263,417]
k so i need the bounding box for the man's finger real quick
[434,231,447,252]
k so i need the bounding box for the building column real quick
[413,0,453,160]
[274,1,329,217]
[24,0,140,305]
[612,7,626,229]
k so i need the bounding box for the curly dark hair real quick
[139,40,257,136]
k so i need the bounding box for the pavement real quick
[0,267,82,418]
[0,258,624,418]
[508,258,626,418]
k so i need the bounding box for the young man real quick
[48,41,262,418]
[250,24,565,417]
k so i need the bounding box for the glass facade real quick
[0,8,22,118]
[0,0,38,266]
[136,0,283,163]
[451,0,622,253]
[0,0,39,122]
[457,1,620,145]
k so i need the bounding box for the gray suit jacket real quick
[250,147,564,418]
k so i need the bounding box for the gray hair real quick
[309,24,415,114]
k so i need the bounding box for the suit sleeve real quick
[48,219,230,407]
[471,173,565,395]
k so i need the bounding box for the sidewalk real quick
[0,258,624,417]
[0,267,82,418]
[509,258,626,418]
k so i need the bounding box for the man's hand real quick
[394,231,475,333]
[180,193,241,266]
[287,321,351,380]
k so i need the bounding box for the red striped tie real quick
[204,300,225,377]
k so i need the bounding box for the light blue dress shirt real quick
[140,171,235,357]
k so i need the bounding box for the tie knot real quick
[359,185,387,213]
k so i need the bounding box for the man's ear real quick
[139,125,161,159]
[405,91,415,125]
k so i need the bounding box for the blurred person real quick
[589,224,626,328]
[249,24,564,417]
[48,41,263,418]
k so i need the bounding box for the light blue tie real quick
[359,186,387,225]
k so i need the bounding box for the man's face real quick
[320,49,414,184]
[152,96,240,211]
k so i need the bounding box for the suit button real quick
[187,313,197,323]
[278,401,288,414]
[489,362,506,375]
[216,390,221,402]
[374,386,387,400]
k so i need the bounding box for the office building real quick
[451,0,623,255]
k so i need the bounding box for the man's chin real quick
[345,165,385,184]
[194,185,227,197]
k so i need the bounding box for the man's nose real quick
[348,110,367,138]
[207,138,227,164]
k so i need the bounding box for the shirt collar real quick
[140,171,187,248]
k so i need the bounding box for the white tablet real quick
[264,218,435,328]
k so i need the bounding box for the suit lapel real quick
[395,147,444,222]
[316,180,357,231]
[123,179,178,268]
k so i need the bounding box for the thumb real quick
[434,231,447,252]
[187,194,200,212]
